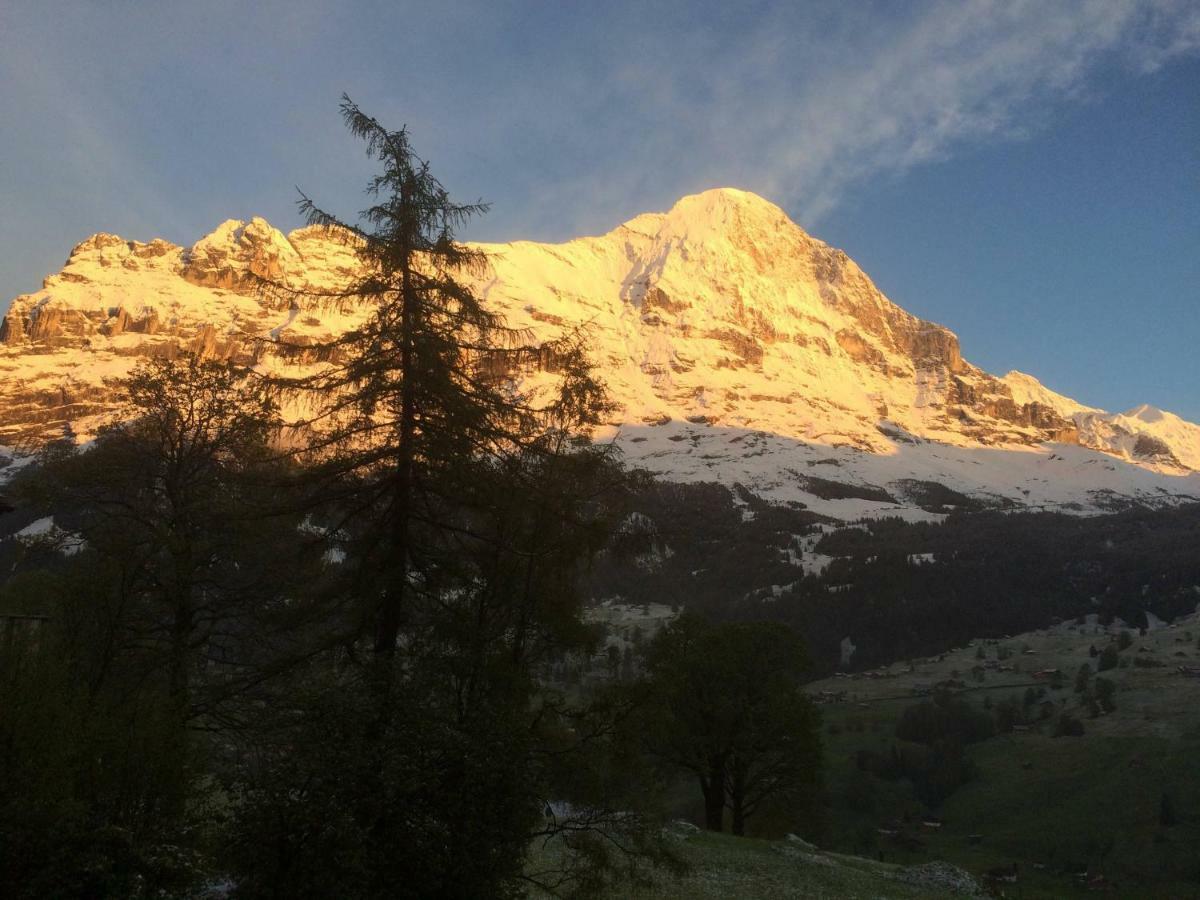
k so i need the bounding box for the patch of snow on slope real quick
[15,516,56,538]
[13,516,86,555]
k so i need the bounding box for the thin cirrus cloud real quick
[763,0,1200,223]
[499,0,1200,239]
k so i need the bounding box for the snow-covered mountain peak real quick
[1123,404,1165,424]
[657,187,800,240]
[2,192,1197,517]
[644,188,824,283]
[1001,371,1099,418]
[1090,405,1200,472]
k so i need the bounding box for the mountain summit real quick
[2,189,1197,517]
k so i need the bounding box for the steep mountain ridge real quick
[2,188,1197,517]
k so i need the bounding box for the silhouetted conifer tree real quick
[230,98,665,898]
[265,96,608,664]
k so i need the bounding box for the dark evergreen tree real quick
[1074,662,1092,694]
[227,98,661,898]
[264,96,606,663]
[1053,712,1085,737]
[1094,677,1117,713]
[1098,643,1120,671]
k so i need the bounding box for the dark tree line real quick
[0,99,679,899]
[585,481,1200,674]
[775,506,1200,671]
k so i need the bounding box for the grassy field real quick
[529,611,1200,897]
[530,829,983,899]
[808,610,1200,897]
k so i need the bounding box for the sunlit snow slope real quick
[2,188,1197,518]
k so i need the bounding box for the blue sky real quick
[2,1,1197,418]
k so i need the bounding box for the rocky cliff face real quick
[2,188,1196,516]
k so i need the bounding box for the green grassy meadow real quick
[562,612,1200,898]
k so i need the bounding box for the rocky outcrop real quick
[908,324,964,372]
[1133,434,1179,465]
[0,381,117,447]
[0,309,25,345]
[181,217,302,292]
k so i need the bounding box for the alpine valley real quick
[2,187,1197,522]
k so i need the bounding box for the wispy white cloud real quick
[750,0,1200,222]
[487,0,1200,236]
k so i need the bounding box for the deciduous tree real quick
[643,615,822,835]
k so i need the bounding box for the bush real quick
[226,674,543,900]
[1098,644,1119,671]
[1053,712,1085,737]
[856,742,977,808]
[993,697,1023,733]
[1074,663,1092,693]
[896,695,994,746]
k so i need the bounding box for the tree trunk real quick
[730,791,746,836]
[701,757,726,831]
[729,762,748,836]
[168,531,194,714]
[375,226,416,659]
[168,591,193,716]
[702,780,724,832]
[731,805,745,837]
[375,506,409,657]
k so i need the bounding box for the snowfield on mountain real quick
[2,188,1197,518]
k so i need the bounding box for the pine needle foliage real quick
[223,101,663,898]
[265,95,612,659]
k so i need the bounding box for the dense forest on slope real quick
[587,482,1200,674]
[780,503,1200,672]
[11,469,1197,681]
